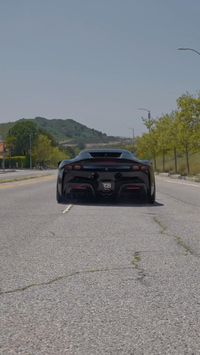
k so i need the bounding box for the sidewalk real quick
[157,172,200,183]
[0,169,57,182]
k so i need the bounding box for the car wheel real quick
[56,186,65,203]
[147,185,156,204]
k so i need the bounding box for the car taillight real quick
[131,165,148,172]
[64,165,72,170]
[64,164,82,171]
[73,164,81,170]
[140,165,148,172]
[132,165,140,171]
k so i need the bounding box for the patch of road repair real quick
[62,204,73,214]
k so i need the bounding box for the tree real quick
[33,134,66,167]
[141,116,156,133]
[154,113,179,172]
[136,130,159,170]
[134,93,200,175]
[167,112,179,174]
[33,134,53,167]
[155,115,172,171]
[49,147,66,166]
[8,120,38,156]
[5,135,16,168]
[176,94,200,174]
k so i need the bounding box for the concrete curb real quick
[0,174,55,184]
[0,169,16,174]
[0,169,57,183]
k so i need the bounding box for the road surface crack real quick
[174,235,194,256]
[131,251,147,284]
[153,216,167,234]
[153,216,194,256]
[0,265,139,295]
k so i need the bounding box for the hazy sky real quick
[0,0,200,137]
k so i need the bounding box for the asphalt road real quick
[0,174,200,354]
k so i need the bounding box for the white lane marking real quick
[165,179,200,188]
[62,204,73,214]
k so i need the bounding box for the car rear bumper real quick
[62,171,149,197]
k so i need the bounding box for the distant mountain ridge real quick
[0,117,117,144]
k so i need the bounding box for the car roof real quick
[78,148,134,159]
[59,148,149,167]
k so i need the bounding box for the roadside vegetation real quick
[0,120,68,168]
[0,93,200,173]
[133,93,200,175]
[0,117,124,168]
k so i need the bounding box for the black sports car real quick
[56,149,156,203]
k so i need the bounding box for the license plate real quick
[103,182,112,190]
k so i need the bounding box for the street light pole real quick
[177,47,200,56]
[128,127,135,152]
[138,108,151,132]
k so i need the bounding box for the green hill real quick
[0,117,116,144]
[0,122,15,140]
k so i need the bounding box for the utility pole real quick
[2,143,6,171]
[131,127,135,149]
[128,127,135,152]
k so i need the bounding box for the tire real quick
[56,186,65,203]
[147,185,156,204]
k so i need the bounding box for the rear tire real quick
[56,186,65,203]
[147,185,156,204]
